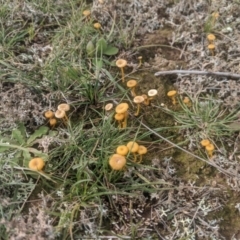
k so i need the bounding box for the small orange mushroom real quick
[44,110,54,119]
[207,34,216,43]
[116,59,127,83]
[93,22,101,30]
[137,145,147,163]
[29,158,45,171]
[205,143,215,158]
[167,90,177,105]
[115,103,129,128]
[49,118,57,129]
[133,96,145,116]
[126,141,139,162]
[109,154,126,170]
[116,145,129,156]
[127,80,137,97]
[114,113,125,128]
[183,96,191,107]
[200,139,211,147]
[208,44,215,56]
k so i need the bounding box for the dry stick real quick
[138,120,239,178]
[154,70,240,79]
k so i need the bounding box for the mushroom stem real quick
[120,67,125,83]
[122,112,128,128]
[134,103,141,116]
[172,96,176,105]
[138,56,142,68]
[144,98,150,106]
[133,153,137,162]
[138,154,143,163]
[131,88,136,97]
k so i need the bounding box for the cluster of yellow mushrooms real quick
[109,141,148,170]
[201,139,215,158]
[83,10,102,31]
[207,12,219,56]
[44,103,70,128]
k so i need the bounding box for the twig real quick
[154,70,240,79]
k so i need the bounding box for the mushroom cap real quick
[93,22,101,29]
[167,90,177,97]
[206,143,215,151]
[183,96,190,104]
[208,44,215,50]
[105,103,113,111]
[201,139,210,147]
[55,109,65,119]
[127,80,137,88]
[133,96,145,104]
[148,89,158,97]
[126,141,139,153]
[116,145,129,156]
[109,154,126,170]
[115,103,129,114]
[44,110,54,119]
[137,145,147,155]
[114,113,125,121]
[207,34,216,41]
[83,10,91,17]
[212,12,219,18]
[49,118,57,126]
[29,158,45,171]
[116,59,127,68]
[138,56,142,60]
[58,103,70,112]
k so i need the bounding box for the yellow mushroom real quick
[183,96,191,107]
[127,80,138,97]
[207,34,216,44]
[126,141,139,162]
[133,95,145,116]
[114,113,125,128]
[57,103,70,122]
[83,10,91,18]
[44,110,54,119]
[93,22,101,30]
[148,89,158,104]
[137,145,147,163]
[205,143,215,158]
[167,90,177,105]
[58,103,70,112]
[208,44,215,56]
[29,157,45,171]
[200,139,211,147]
[116,59,127,83]
[115,103,129,128]
[109,154,126,170]
[116,145,129,156]
[49,118,57,129]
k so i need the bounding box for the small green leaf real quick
[0,146,10,152]
[23,150,31,162]
[96,38,107,54]
[103,45,119,55]
[27,126,49,145]
[12,129,25,145]
[86,40,95,57]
